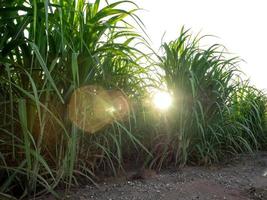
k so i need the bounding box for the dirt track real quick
[43,152,267,200]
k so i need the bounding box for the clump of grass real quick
[0,0,150,198]
[147,27,267,167]
[227,83,267,151]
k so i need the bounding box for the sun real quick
[152,91,173,110]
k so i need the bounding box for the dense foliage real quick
[0,0,266,199]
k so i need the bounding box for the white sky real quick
[134,0,267,90]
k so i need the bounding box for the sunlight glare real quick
[105,106,116,114]
[152,91,172,110]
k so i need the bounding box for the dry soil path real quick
[42,152,267,200]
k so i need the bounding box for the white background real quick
[134,0,267,90]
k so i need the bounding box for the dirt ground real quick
[42,152,267,200]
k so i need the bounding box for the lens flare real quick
[152,91,172,110]
[68,85,129,133]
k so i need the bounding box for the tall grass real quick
[145,28,267,167]
[0,0,150,198]
[0,1,266,199]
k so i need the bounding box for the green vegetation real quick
[151,30,267,166]
[0,0,266,199]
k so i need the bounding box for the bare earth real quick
[43,152,267,200]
